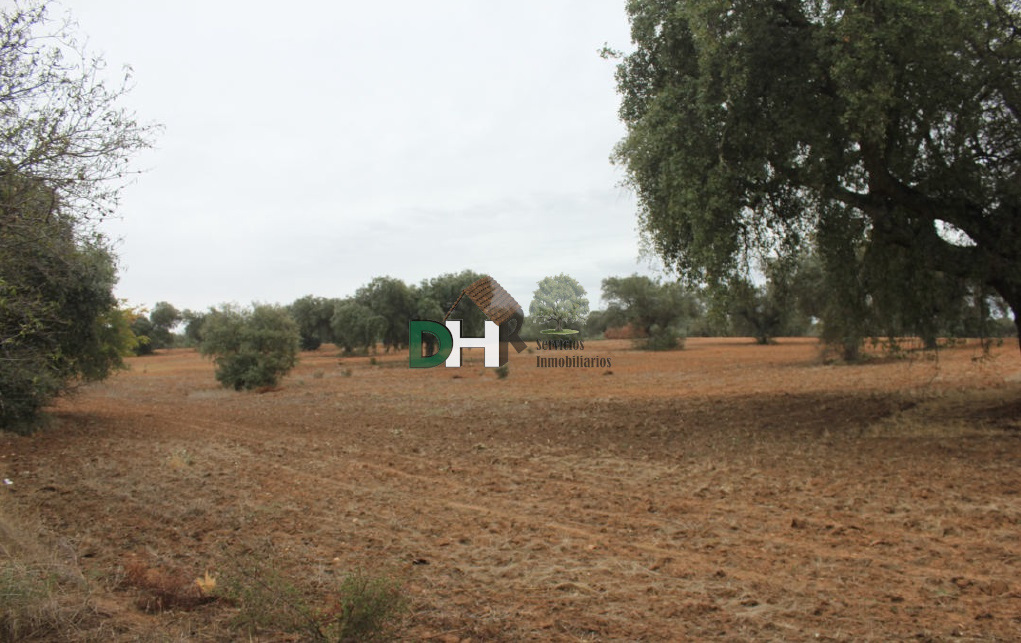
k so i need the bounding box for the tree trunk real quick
[1015,314,1021,357]
[987,278,1021,357]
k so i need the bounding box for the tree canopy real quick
[199,304,300,391]
[0,2,156,430]
[611,0,1021,354]
[529,274,590,333]
[601,274,698,349]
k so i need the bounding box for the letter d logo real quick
[408,321,453,368]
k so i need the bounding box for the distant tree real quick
[130,301,181,354]
[199,304,300,391]
[129,315,156,355]
[601,275,698,350]
[417,270,487,336]
[149,302,181,347]
[331,299,385,354]
[727,280,785,345]
[584,309,611,338]
[726,259,812,344]
[610,0,1021,357]
[355,277,416,352]
[529,274,589,333]
[289,295,337,351]
[180,310,208,346]
[0,2,157,431]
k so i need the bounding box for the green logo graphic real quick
[409,276,525,368]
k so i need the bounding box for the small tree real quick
[417,270,488,336]
[355,277,416,352]
[130,301,181,355]
[726,258,812,344]
[601,275,697,350]
[331,299,384,354]
[529,274,589,333]
[179,309,208,347]
[199,304,300,391]
[289,295,337,351]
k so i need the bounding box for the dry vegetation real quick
[1,338,1020,641]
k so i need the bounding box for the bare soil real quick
[2,338,1021,641]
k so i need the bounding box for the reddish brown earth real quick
[2,338,1021,641]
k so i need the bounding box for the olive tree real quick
[199,304,300,391]
[0,2,157,430]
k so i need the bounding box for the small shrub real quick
[220,556,407,642]
[320,569,408,642]
[495,364,510,379]
[640,325,685,351]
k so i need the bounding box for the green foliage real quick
[645,325,685,351]
[584,309,611,338]
[130,301,180,355]
[417,269,487,336]
[612,0,1021,354]
[726,279,785,345]
[0,1,156,431]
[331,299,384,354]
[289,295,338,351]
[147,301,181,349]
[725,258,813,344]
[220,555,407,642]
[601,274,696,350]
[180,309,207,346]
[199,304,300,391]
[129,315,156,355]
[0,187,130,432]
[323,569,408,642]
[529,274,590,333]
[355,277,416,352]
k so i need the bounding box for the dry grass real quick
[0,497,92,641]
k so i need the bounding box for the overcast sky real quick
[63,1,663,313]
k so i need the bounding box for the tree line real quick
[131,260,1014,364]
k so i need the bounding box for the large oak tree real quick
[611,0,1021,353]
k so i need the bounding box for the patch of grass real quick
[219,553,408,642]
[495,364,510,379]
[0,502,92,641]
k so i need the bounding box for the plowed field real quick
[2,338,1020,641]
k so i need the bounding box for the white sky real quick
[62,1,665,313]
